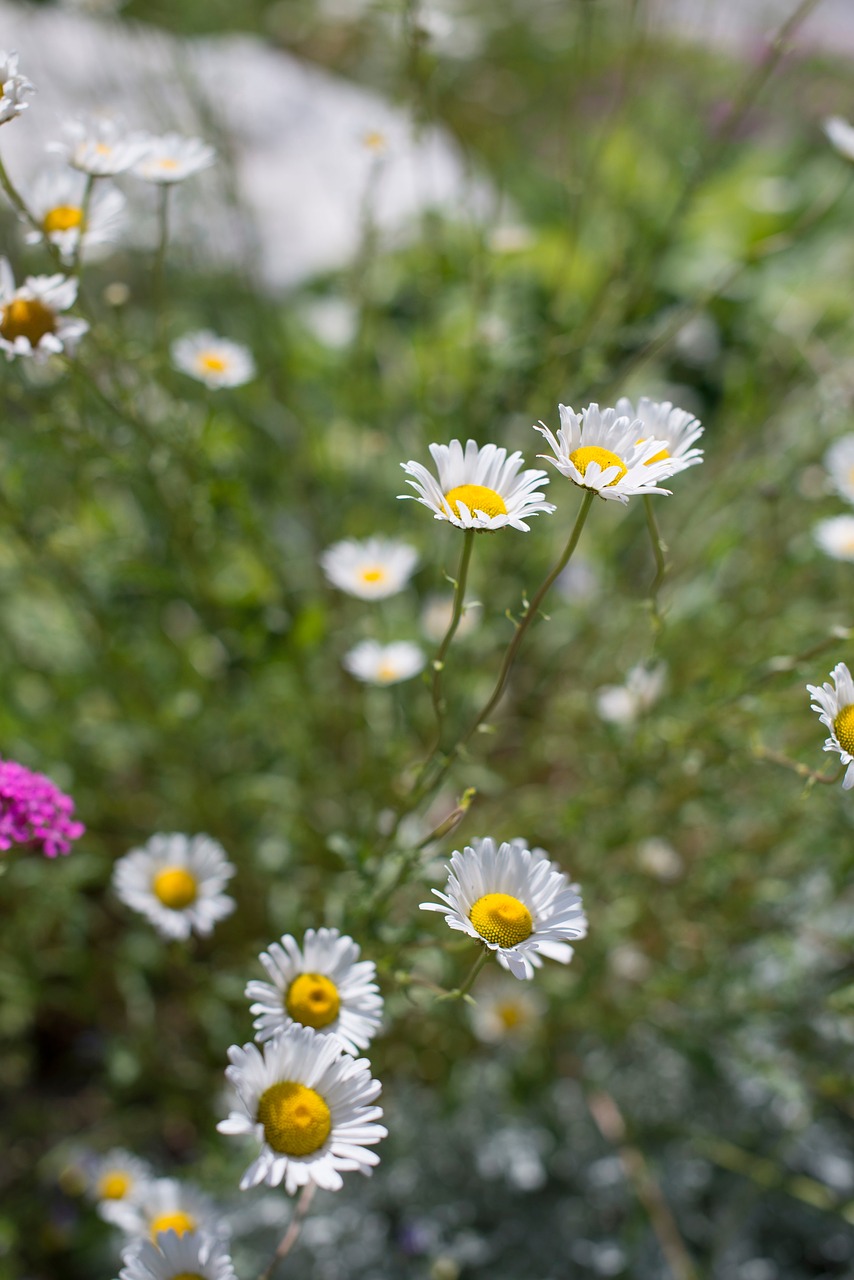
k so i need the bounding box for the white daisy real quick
[469,978,544,1045]
[246,927,383,1055]
[420,836,588,981]
[82,1150,152,1217]
[217,1024,387,1195]
[807,662,854,789]
[399,439,555,532]
[535,403,675,505]
[614,395,704,475]
[0,51,33,126]
[0,259,88,361]
[824,435,854,503]
[824,116,854,163]
[50,116,150,177]
[343,639,426,686]
[112,833,236,941]
[119,1232,236,1280]
[104,1175,225,1242]
[24,169,125,263]
[171,332,256,390]
[814,515,854,562]
[595,663,666,726]
[132,133,217,185]
[321,537,418,600]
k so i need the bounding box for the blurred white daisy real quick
[82,1150,152,1218]
[469,978,543,1045]
[400,439,555,532]
[24,169,125,263]
[104,1175,224,1242]
[246,927,383,1055]
[171,332,256,389]
[321,537,418,600]
[535,403,674,504]
[0,51,33,125]
[824,435,854,503]
[614,395,704,475]
[132,133,217,185]
[343,639,425,685]
[814,515,854,562]
[0,259,88,361]
[112,833,236,940]
[824,116,854,163]
[217,1024,387,1194]
[50,116,150,176]
[420,837,587,981]
[119,1232,236,1280]
[807,661,854,789]
[420,593,480,643]
[595,663,666,726]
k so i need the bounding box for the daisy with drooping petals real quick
[50,116,150,176]
[321,537,418,600]
[614,396,704,476]
[0,259,88,361]
[824,117,854,163]
[246,927,383,1055]
[824,435,854,503]
[119,1232,236,1280]
[171,332,256,390]
[82,1149,152,1219]
[400,439,555,531]
[814,515,854,562]
[535,403,674,505]
[217,1024,387,1195]
[420,837,587,981]
[112,833,236,940]
[24,169,125,263]
[132,133,216,184]
[103,1175,225,1242]
[343,639,426,686]
[0,51,33,125]
[807,662,854,789]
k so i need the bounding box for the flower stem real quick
[430,528,475,746]
[0,151,63,267]
[258,1182,316,1280]
[70,174,96,276]
[643,494,668,631]
[153,184,171,339]
[439,945,490,1001]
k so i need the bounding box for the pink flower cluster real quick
[0,759,84,857]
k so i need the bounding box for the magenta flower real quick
[0,759,85,857]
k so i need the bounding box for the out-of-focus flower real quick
[246,927,383,1055]
[824,435,854,503]
[112,833,236,940]
[300,296,359,348]
[400,440,555,532]
[420,593,480,643]
[24,169,125,263]
[104,1175,224,1242]
[119,1232,236,1280]
[50,116,150,176]
[321,537,418,600]
[0,51,33,125]
[0,757,84,856]
[217,1024,387,1194]
[824,116,854,163]
[171,331,256,389]
[814,515,854,562]
[535,403,674,505]
[614,395,704,476]
[132,133,216,184]
[469,978,543,1044]
[420,837,587,981]
[343,639,425,685]
[636,837,683,882]
[82,1150,152,1217]
[0,259,88,361]
[807,661,854,789]
[596,663,666,725]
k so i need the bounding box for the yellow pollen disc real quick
[0,298,57,346]
[150,1211,196,1241]
[834,704,854,755]
[445,484,507,520]
[569,446,627,486]
[285,972,341,1030]
[497,1001,523,1030]
[468,892,533,948]
[44,204,84,234]
[644,448,670,466]
[153,866,198,909]
[377,663,399,683]
[97,1171,132,1200]
[158,158,180,169]
[94,142,112,156]
[198,353,227,373]
[257,1081,332,1156]
[172,1274,205,1280]
[360,567,385,584]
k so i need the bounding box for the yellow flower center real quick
[96,1170,132,1200]
[497,1001,523,1030]
[445,484,507,519]
[834,704,854,755]
[377,663,399,683]
[0,298,57,346]
[43,204,84,234]
[360,567,386,584]
[285,972,341,1030]
[150,1211,196,1241]
[257,1081,332,1156]
[94,142,112,156]
[172,1275,205,1280]
[157,158,180,170]
[468,893,533,948]
[198,353,227,373]
[569,446,627,486]
[152,866,198,909]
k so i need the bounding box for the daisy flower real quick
[321,537,418,600]
[112,833,236,941]
[0,51,33,125]
[469,977,544,1045]
[50,116,150,176]
[399,439,555,531]
[132,133,216,184]
[614,395,704,475]
[420,837,588,980]
[24,169,125,263]
[807,662,854,789]
[814,515,854,562]
[217,1024,387,1194]
[343,639,426,685]
[83,1150,152,1217]
[824,435,854,503]
[824,116,854,163]
[119,1232,236,1280]
[104,1175,224,1242]
[246,927,383,1055]
[171,332,256,390]
[0,259,88,362]
[535,402,675,504]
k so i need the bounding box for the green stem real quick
[0,151,62,267]
[70,174,96,275]
[153,184,171,338]
[643,494,668,631]
[453,947,490,1000]
[430,528,475,746]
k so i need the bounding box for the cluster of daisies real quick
[0,50,254,387]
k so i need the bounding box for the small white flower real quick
[0,258,88,361]
[217,1024,387,1195]
[321,537,418,600]
[824,116,854,163]
[807,661,854,789]
[0,51,33,125]
[814,515,854,562]
[614,395,704,476]
[246,927,383,1055]
[119,1232,236,1280]
[171,331,256,389]
[104,1176,225,1243]
[400,439,555,531]
[469,978,543,1044]
[824,435,854,503]
[636,837,683,883]
[50,116,150,176]
[535,403,674,504]
[596,663,666,725]
[81,1150,152,1217]
[420,837,587,981]
[112,833,236,940]
[132,133,217,185]
[343,639,426,686]
[24,169,125,263]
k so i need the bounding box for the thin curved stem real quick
[257,1182,316,1280]
[643,494,668,632]
[429,528,475,747]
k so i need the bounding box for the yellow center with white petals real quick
[257,1081,332,1156]
[636,438,670,466]
[468,892,533,947]
[97,1171,132,1200]
[360,567,386,584]
[496,1001,523,1030]
[285,972,341,1029]
[377,663,400,683]
[150,1211,196,1241]
[198,353,227,374]
[1,298,57,346]
[153,866,198,909]
[569,446,627,486]
[44,205,84,234]
[834,703,854,755]
[445,484,507,519]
